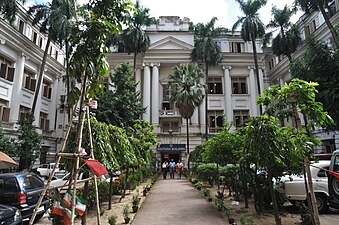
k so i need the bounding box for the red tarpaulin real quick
[83,159,108,177]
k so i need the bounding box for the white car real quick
[275,160,330,213]
[48,173,84,198]
[36,163,60,178]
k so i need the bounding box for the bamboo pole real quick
[28,102,78,225]
[86,105,101,225]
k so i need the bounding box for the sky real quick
[30,0,303,29]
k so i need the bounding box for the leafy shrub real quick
[195,163,218,185]
[108,214,118,225]
[123,203,130,219]
[219,165,243,200]
[239,215,258,225]
[203,188,211,197]
[194,181,203,189]
[296,202,312,225]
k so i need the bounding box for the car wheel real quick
[315,193,328,214]
[330,176,339,199]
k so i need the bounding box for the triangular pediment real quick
[149,36,193,50]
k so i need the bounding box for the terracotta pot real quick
[124,218,130,224]
[132,205,138,213]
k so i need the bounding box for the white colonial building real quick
[263,0,339,153]
[107,16,266,164]
[0,4,68,163]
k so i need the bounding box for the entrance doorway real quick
[161,152,180,163]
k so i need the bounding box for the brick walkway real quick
[131,178,228,225]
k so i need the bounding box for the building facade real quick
[0,4,67,163]
[107,16,266,165]
[263,0,339,153]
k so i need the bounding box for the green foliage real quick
[296,202,312,225]
[0,0,25,24]
[108,213,118,225]
[94,63,145,127]
[132,194,140,206]
[189,143,206,163]
[194,181,203,189]
[219,165,243,200]
[195,163,218,185]
[290,37,339,130]
[168,63,205,119]
[203,188,211,197]
[0,128,16,156]
[17,113,41,170]
[123,203,130,219]
[239,215,258,225]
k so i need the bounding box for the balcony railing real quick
[161,127,180,133]
[159,110,181,117]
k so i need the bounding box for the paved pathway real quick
[131,178,228,225]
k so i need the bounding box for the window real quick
[234,110,250,128]
[0,99,10,122]
[321,139,336,153]
[39,37,43,48]
[23,69,36,91]
[230,42,244,53]
[39,112,50,131]
[161,120,180,133]
[42,80,52,99]
[318,167,329,177]
[0,56,15,82]
[232,77,247,94]
[32,32,37,44]
[208,77,223,94]
[55,50,58,59]
[18,20,24,33]
[208,111,223,133]
[162,84,174,110]
[19,105,30,121]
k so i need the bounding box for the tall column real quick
[10,53,26,123]
[151,63,160,130]
[223,66,232,123]
[191,108,199,125]
[33,71,44,127]
[248,66,258,117]
[259,68,264,95]
[199,77,206,134]
[135,67,141,94]
[142,64,151,121]
[279,78,284,88]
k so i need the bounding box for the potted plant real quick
[123,203,131,224]
[132,194,140,213]
[142,187,147,196]
[203,188,210,197]
[108,214,117,225]
[194,181,203,190]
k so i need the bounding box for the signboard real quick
[157,144,186,151]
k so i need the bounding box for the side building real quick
[263,1,339,153]
[0,4,67,164]
[107,16,266,165]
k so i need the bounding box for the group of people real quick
[161,159,184,179]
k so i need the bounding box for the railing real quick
[159,110,181,117]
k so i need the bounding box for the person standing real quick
[176,160,184,179]
[168,159,176,179]
[162,160,169,179]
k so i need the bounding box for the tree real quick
[0,0,25,24]
[169,63,205,170]
[0,128,16,156]
[290,37,339,130]
[191,17,223,140]
[265,5,301,61]
[257,78,333,225]
[28,0,75,114]
[109,1,155,74]
[16,113,42,171]
[294,0,338,48]
[94,63,145,127]
[232,0,267,114]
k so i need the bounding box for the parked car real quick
[275,160,330,213]
[49,173,84,198]
[0,204,22,225]
[0,172,49,221]
[35,163,60,178]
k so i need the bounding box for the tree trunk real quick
[250,32,263,115]
[268,170,281,225]
[32,37,51,114]
[186,118,190,170]
[65,40,71,121]
[108,172,113,210]
[319,5,338,49]
[122,166,129,199]
[205,62,209,140]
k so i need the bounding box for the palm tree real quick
[294,0,338,48]
[232,0,267,114]
[168,63,205,170]
[124,0,155,74]
[0,0,26,24]
[191,17,222,140]
[265,5,301,61]
[28,0,75,114]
